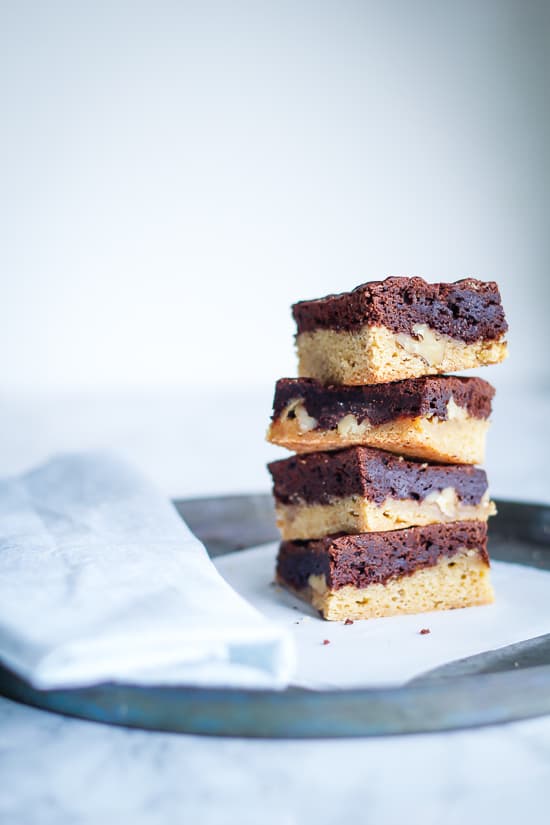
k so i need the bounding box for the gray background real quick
[2,0,549,395]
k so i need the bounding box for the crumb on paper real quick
[419,628,431,635]
[344,618,354,626]
[322,639,330,646]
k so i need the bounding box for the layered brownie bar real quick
[293,277,508,385]
[276,521,493,620]
[268,446,495,540]
[267,375,494,464]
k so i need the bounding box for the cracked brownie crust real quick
[293,276,508,342]
[271,376,494,429]
[268,447,489,506]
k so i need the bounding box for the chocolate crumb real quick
[344,618,354,625]
[419,628,431,635]
[322,639,331,645]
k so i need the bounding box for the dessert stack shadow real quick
[266,276,508,621]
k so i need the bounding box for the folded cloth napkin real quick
[0,452,295,689]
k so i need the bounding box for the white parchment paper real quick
[215,542,550,689]
[0,454,294,689]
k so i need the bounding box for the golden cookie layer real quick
[267,400,490,464]
[278,548,493,621]
[296,323,507,385]
[275,491,496,540]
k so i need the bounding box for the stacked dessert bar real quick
[266,277,508,621]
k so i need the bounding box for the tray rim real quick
[1,495,550,739]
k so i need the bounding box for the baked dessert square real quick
[276,521,493,621]
[293,276,508,385]
[268,446,495,540]
[267,375,494,464]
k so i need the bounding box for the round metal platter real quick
[1,496,549,738]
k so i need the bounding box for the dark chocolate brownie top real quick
[292,276,508,343]
[268,446,488,506]
[271,375,494,427]
[277,521,488,591]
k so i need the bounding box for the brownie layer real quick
[271,376,494,428]
[292,277,508,343]
[269,447,488,506]
[276,521,488,591]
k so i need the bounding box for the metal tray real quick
[1,496,549,738]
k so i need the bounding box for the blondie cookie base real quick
[275,491,496,540]
[296,323,507,385]
[267,402,490,464]
[278,548,494,621]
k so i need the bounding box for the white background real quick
[2,0,549,397]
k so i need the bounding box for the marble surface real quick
[2,696,550,825]
[0,388,549,824]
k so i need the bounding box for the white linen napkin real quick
[0,452,295,689]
